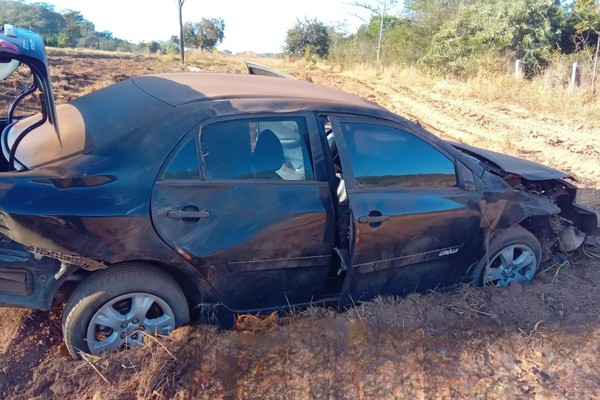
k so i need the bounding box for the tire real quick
[62,264,190,359]
[476,225,542,287]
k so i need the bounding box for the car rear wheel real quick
[62,264,190,359]
[479,225,542,287]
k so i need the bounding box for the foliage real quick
[285,18,330,59]
[0,0,133,51]
[183,18,225,51]
[574,0,600,33]
[0,0,131,52]
[0,0,65,45]
[571,0,600,51]
[419,0,565,75]
[324,0,598,79]
[349,0,400,62]
[359,14,400,38]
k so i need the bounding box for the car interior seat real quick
[252,129,284,179]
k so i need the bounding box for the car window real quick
[200,117,314,181]
[339,122,457,188]
[162,137,200,179]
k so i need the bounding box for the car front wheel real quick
[479,225,542,287]
[62,264,190,359]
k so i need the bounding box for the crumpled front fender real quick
[480,190,561,230]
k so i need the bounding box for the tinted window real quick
[200,117,314,181]
[340,122,456,188]
[162,138,200,179]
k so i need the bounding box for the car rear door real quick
[151,114,336,311]
[328,116,485,304]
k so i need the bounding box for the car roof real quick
[131,73,384,111]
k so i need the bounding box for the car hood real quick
[452,143,570,181]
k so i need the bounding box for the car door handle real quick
[358,215,390,224]
[167,210,210,219]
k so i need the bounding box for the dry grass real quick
[457,73,600,127]
[331,61,600,129]
[47,47,141,60]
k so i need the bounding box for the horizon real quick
[22,0,391,54]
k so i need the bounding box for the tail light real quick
[0,39,19,55]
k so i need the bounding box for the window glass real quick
[162,138,200,179]
[200,117,314,181]
[340,122,456,188]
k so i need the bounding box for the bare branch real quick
[345,1,379,13]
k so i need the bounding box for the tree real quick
[352,14,400,63]
[420,0,565,75]
[574,0,600,36]
[0,0,131,51]
[60,10,85,47]
[148,40,161,53]
[573,0,600,93]
[0,0,65,45]
[284,18,330,59]
[183,18,225,51]
[350,0,399,63]
[176,0,185,63]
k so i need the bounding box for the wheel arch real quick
[55,258,219,317]
[477,223,543,287]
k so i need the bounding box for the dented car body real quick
[0,25,598,357]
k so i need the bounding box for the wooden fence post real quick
[570,61,581,91]
[515,59,523,79]
[592,35,599,96]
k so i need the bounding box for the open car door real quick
[328,116,486,304]
[245,61,294,79]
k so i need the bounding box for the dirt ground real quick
[0,52,599,399]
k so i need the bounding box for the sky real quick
[25,0,381,54]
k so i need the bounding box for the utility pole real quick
[176,0,186,63]
[593,35,599,95]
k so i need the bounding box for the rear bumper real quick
[0,238,63,310]
[0,268,32,296]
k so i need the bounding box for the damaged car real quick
[0,24,598,358]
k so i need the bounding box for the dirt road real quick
[0,54,599,399]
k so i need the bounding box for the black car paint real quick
[0,26,597,315]
[452,142,570,181]
[0,93,584,312]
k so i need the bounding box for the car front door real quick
[151,114,336,311]
[329,116,485,304]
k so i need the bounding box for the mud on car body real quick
[0,24,598,358]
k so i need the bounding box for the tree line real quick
[2,0,597,79]
[0,0,135,51]
[0,0,225,56]
[286,0,600,77]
